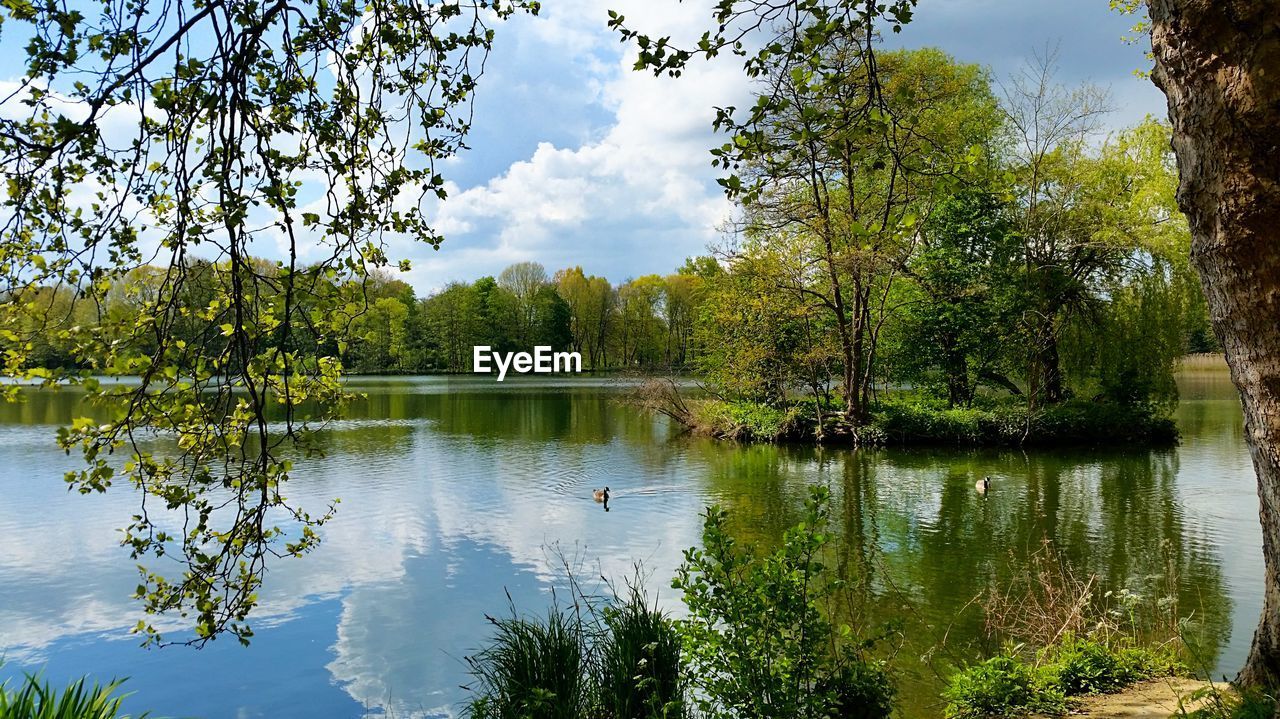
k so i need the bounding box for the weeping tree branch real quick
[0,0,538,645]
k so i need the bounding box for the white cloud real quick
[401,2,749,289]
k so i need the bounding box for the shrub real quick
[819,659,896,719]
[944,637,1187,719]
[689,400,796,441]
[0,673,144,719]
[943,654,1065,719]
[675,486,895,719]
[1046,636,1181,696]
[866,397,1177,447]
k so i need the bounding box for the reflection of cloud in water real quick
[319,427,706,716]
[0,374,1256,719]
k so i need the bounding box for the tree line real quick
[9,258,718,375]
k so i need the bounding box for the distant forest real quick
[9,257,717,375]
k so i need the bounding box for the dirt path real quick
[1073,678,1215,719]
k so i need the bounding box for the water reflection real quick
[0,372,1260,718]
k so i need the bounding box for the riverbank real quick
[1077,678,1213,719]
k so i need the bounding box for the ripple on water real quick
[0,374,1265,719]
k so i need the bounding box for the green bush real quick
[1046,636,1181,695]
[675,486,895,719]
[866,398,1177,447]
[819,660,896,719]
[690,400,796,441]
[945,637,1186,719]
[0,673,144,719]
[943,655,1065,719]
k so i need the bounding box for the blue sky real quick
[1,0,1166,294]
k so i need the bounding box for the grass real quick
[0,673,144,719]
[1179,685,1278,719]
[465,585,684,719]
[943,636,1185,719]
[598,588,685,719]
[1178,354,1229,371]
[465,607,593,719]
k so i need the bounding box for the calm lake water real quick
[0,368,1263,718]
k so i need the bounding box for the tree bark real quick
[1147,0,1280,689]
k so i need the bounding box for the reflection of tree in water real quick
[697,443,1232,715]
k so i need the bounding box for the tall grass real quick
[464,581,685,719]
[466,607,594,719]
[1178,354,1229,371]
[0,673,144,719]
[598,588,684,719]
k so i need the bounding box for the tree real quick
[531,284,573,350]
[0,0,537,643]
[662,272,701,366]
[615,275,665,367]
[999,52,1113,405]
[892,190,1019,407]
[498,261,550,345]
[695,248,833,405]
[555,266,614,369]
[1057,119,1195,410]
[1144,0,1280,690]
[423,282,485,372]
[709,46,1001,426]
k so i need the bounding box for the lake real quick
[0,367,1263,718]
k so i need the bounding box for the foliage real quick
[1047,635,1181,696]
[0,673,143,719]
[6,258,712,376]
[674,486,895,719]
[688,400,797,442]
[598,588,686,719]
[679,40,1211,440]
[942,654,1066,719]
[886,190,1020,408]
[1180,685,1278,719]
[944,637,1180,719]
[0,0,538,643]
[867,397,1177,447]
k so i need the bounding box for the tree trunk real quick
[1040,333,1065,405]
[1147,0,1280,689]
[941,331,972,408]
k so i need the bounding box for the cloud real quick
[396,2,748,290]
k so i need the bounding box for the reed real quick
[598,587,685,719]
[0,673,145,719]
[465,606,594,719]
